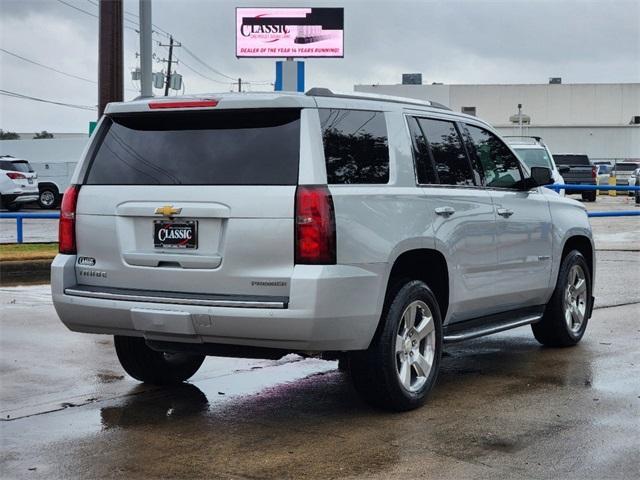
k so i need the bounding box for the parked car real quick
[52,90,595,411]
[0,155,39,211]
[614,161,640,196]
[592,160,613,175]
[504,136,565,195]
[630,167,640,203]
[552,154,597,202]
[595,164,611,187]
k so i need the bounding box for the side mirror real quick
[530,166,554,186]
[558,165,570,175]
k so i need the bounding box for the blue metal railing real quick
[1,186,638,243]
[547,184,640,217]
[548,184,640,192]
[0,212,60,243]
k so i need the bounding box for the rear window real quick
[0,160,31,172]
[318,109,389,184]
[615,163,639,172]
[85,109,301,185]
[553,154,590,166]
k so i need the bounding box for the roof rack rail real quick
[305,88,451,111]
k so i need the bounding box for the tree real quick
[33,130,54,139]
[0,129,20,140]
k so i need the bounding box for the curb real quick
[0,259,52,286]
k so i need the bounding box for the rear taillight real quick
[295,185,336,264]
[592,166,597,178]
[59,185,80,254]
[6,172,26,180]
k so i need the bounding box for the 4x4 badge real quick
[154,205,182,217]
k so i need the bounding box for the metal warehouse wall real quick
[354,83,640,127]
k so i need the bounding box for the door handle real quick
[435,206,456,217]
[497,208,514,218]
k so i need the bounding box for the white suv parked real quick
[0,156,39,211]
[52,90,595,411]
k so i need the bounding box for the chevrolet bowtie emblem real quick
[154,205,182,217]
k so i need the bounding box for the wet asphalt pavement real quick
[1,195,639,479]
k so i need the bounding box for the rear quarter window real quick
[318,109,389,184]
[84,109,301,185]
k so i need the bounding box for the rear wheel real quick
[349,280,442,411]
[581,191,596,202]
[114,335,205,385]
[532,250,591,347]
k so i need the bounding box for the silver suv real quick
[52,90,595,411]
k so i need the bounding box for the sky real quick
[1,0,639,133]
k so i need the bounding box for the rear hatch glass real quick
[85,109,300,185]
[75,108,302,299]
[615,163,639,172]
[553,155,590,166]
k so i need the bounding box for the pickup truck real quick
[552,154,597,202]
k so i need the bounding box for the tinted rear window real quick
[85,109,301,185]
[553,155,590,166]
[0,160,31,172]
[616,163,639,171]
[318,109,389,184]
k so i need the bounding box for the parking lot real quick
[1,194,639,479]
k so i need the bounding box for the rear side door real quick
[463,124,553,309]
[408,116,499,323]
[74,108,302,300]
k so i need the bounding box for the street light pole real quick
[139,0,153,98]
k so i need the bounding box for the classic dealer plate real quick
[153,220,198,249]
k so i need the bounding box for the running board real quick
[443,306,544,343]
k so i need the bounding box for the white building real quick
[354,82,640,162]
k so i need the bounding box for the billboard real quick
[236,7,344,58]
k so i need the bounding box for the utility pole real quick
[238,78,242,92]
[139,0,153,97]
[164,36,174,96]
[98,0,123,117]
[159,36,180,96]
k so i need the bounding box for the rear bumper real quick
[2,193,39,204]
[51,255,387,352]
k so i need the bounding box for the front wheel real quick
[38,188,59,209]
[349,280,442,411]
[532,250,592,347]
[114,335,205,385]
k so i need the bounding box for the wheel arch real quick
[372,248,449,345]
[561,234,594,282]
[38,181,60,194]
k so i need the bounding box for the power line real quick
[0,89,97,111]
[56,0,137,32]
[1,47,138,93]
[180,45,237,81]
[0,48,96,84]
[85,0,170,37]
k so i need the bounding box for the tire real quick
[38,187,59,209]
[532,250,592,347]
[581,191,596,202]
[349,280,443,411]
[114,335,205,385]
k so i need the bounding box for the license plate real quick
[28,178,33,184]
[153,220,197,249]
